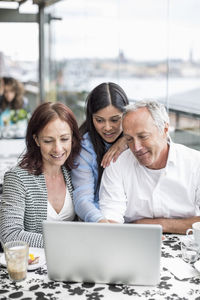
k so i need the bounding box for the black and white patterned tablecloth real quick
[1,235,200,300]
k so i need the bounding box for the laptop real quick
[43,221,162,286]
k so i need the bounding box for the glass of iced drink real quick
[4,241,29,281]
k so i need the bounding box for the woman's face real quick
[34,118,72,170]
[92,105,123,143]
[4,85,16,103]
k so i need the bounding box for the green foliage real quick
[10,109,30,124]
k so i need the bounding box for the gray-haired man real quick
[99,100,200,234]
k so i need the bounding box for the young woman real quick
[0,102,81,248]
[71,82,129,223]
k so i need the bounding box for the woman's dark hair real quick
[19,102,81,175]
[80,82,129,187]
[1,77,24,110]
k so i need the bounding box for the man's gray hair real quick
[123,100,169,133]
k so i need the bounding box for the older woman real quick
[0,102,81,248]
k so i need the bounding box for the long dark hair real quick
[80,82,129,187]
[19,102,81,175]
[0,77,24,111]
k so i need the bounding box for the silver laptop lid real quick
[43,221,162,286]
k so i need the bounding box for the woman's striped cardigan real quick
[0,165,73,248]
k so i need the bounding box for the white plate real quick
[194,260,200,273]
[0,247,46,271]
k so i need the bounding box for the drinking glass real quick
[181,236,199,263]
[4,241,29,281]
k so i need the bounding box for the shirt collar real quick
[166,137,177,167]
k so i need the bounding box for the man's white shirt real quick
[99,142,200,223]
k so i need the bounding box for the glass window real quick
[45,0,200,149]
[0,1,39,113]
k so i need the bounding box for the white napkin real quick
[162,257,199,280]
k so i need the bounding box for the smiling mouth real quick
[136,151,149,157]
[51,153,65,159]
[103,132,115,137]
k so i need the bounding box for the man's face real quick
[123,107,169,170]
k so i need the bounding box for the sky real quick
[0,0,200,62]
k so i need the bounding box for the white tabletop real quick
[0,138,25,158]
[0,139,26,184]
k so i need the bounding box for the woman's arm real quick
[0,170,43,248]
[71,149,104,222]
[101,136,128,168]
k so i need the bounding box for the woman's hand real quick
[101,136,128,168]
[98,219,109,223]
[98,219,119,224]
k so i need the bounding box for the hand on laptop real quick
[98,219,119,224]
[98,219,109,223]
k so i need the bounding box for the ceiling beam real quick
[0,8,37,22]
[0,0,27,2]
[33,0,61,7]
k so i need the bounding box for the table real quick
[0,139,25,185]
[1,235,200,299]
[0,139,25,158]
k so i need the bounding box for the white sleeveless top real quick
[47,189,75,221]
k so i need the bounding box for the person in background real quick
[0,77,29,130]
[71,82,129,223]
[0,102,81,248]
[99,100,200,234]
[0,77,4,98]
